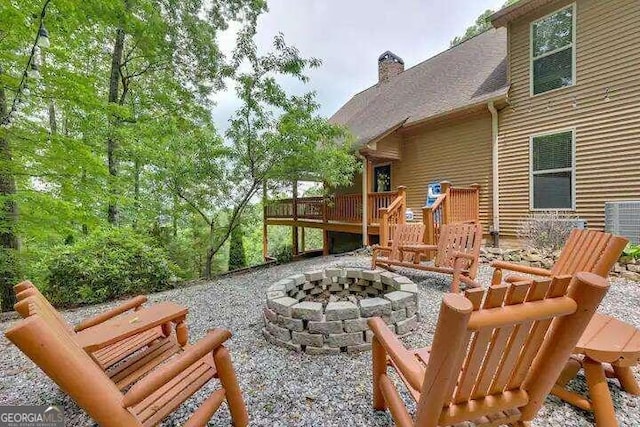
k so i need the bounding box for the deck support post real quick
[300,227,305,253]
[292,180,299,258]
[361,156,369,246]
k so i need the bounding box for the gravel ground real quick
[1,254,639,426]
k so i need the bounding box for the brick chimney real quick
[378,51,404,84]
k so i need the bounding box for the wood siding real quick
[498,0,640,236]
[392,112,494,230]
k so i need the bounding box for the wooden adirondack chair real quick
[5,312,249,427]
[371,223,425,268]
[374,222,482,293]
[489,229,628,286]
[368,273,610,427]
[13,282,188,389]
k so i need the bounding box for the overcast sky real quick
[212,0,506,133]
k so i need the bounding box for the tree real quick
[450,0,520,46]
[228,225,246,270]
[165,32,357,278]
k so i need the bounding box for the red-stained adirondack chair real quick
[368,273,610,427]
[5,312,248,427]
[371,223,426,266]
[488,229,628,286]
[373,222,482,293]
[14,281,188,389]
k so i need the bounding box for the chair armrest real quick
[372,245,393,254]
[490,260,552,277]
[368,317,424,391]
[400,244,437,254]
[74,296,148,332]
[123,329,232,407]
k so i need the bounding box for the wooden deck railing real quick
[422,181,480,245]
[378,187,406,247]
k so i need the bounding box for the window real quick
[530,130,575,210]
[531,4,575,95]
[373,164,391,192]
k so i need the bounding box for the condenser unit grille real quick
[605,201,640,245]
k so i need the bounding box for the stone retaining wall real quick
[262,268,419,355]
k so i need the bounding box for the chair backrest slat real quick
[469,283,531,400]
[452,284,509,403]
[434,222,482,278]
[550,229,628,278]
[389,223,425,261]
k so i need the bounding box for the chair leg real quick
[491,268,502,286]
[213,345,249,427]
[556,357,582,387]
[372,336,387,411]
[584,358,618,427]
[612,365,640,395]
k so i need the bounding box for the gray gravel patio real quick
[1,254,638,426]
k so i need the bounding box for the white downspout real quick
[488,101,500,245]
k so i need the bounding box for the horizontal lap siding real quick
[498,0,640,236]
[392,113,493,230]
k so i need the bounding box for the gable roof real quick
[329,28,509,147]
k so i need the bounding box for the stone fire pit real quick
[262,268,420,355]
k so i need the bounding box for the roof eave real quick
[402,90,510,130]
[490,0,557,27]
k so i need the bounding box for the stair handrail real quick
[379,186,406,247]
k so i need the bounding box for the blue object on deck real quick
[425,182,441,208]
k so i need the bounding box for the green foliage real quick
[228,225,247,270]
[0,0,357,308]
[46,228,175,306]
[450,0,520,46]
[271,243,293,264]
[622,243,640,260]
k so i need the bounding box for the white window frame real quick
[529,128,576,211]
[530,3,577,97]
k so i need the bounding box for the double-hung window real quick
[530,130,575,210]
[531,4,576,95]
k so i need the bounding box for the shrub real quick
[622,243,640,260]
[271,243,293,264]
[517,211,577,253]
[46,228,176,306]
[228,225,247,271]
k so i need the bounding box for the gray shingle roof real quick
[329,28,509,147]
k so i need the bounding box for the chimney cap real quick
[378,51,404,65]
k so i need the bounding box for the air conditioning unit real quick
[605,201,640,244]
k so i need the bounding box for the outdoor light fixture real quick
[27,63,41,80]
[37,26,50,49]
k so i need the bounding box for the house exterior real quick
[264,0,640,256]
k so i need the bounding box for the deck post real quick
[471,183,481,223]
[262,181,268,260]
[300,227,305,253]
[397,185,407,224]
[440,180,452,224]
[361,156,369,246]
[322,192,330,256]
[423,206,434,245]
[292,180,299,257]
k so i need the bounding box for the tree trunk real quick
[133,157,140,228]
[0,84,20,311]
[107,27,125,224]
